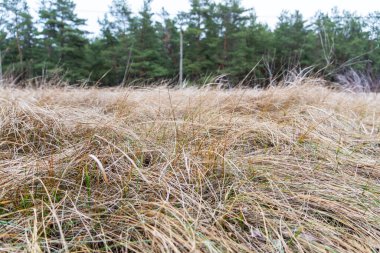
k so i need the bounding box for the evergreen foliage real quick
[0,0,379,86]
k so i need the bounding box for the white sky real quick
[26,0,379,35]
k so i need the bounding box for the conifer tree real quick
[38,0,88,80]
[273,11,310,68]
[129,0,169,78]
[94,0,134,84]
[218,0,251,78]
[0,0,36,79]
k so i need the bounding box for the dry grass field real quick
[0,78,379,252]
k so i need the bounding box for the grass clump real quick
[0,79,379,252]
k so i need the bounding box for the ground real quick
[0,79,379,252]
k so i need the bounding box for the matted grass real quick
[0,79,379,252]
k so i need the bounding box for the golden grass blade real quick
[89,154,109,184]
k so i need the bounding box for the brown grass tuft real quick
[0,79,379,252]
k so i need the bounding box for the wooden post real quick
[179,30,183,86]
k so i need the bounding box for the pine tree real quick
[129,0,169,79]
[366,12,380,77]
[38,0,88,81]
[199,0,220,74]
[218,0,251,78]
[95,0,144,84]
[244,12,274,84]
[333,10,371,71]
[0,0,36,79]
[273,11,312,70]
[179,0,205,78]
[157,8,180,77]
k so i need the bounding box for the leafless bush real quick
[335,68,380,92]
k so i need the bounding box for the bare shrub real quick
[335,68,380,92]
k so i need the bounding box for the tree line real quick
[0,0,379,86]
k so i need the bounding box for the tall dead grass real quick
[0,79,379,252]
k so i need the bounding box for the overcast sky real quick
[26,0,379,35]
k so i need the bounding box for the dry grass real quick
[0,78,379,252]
